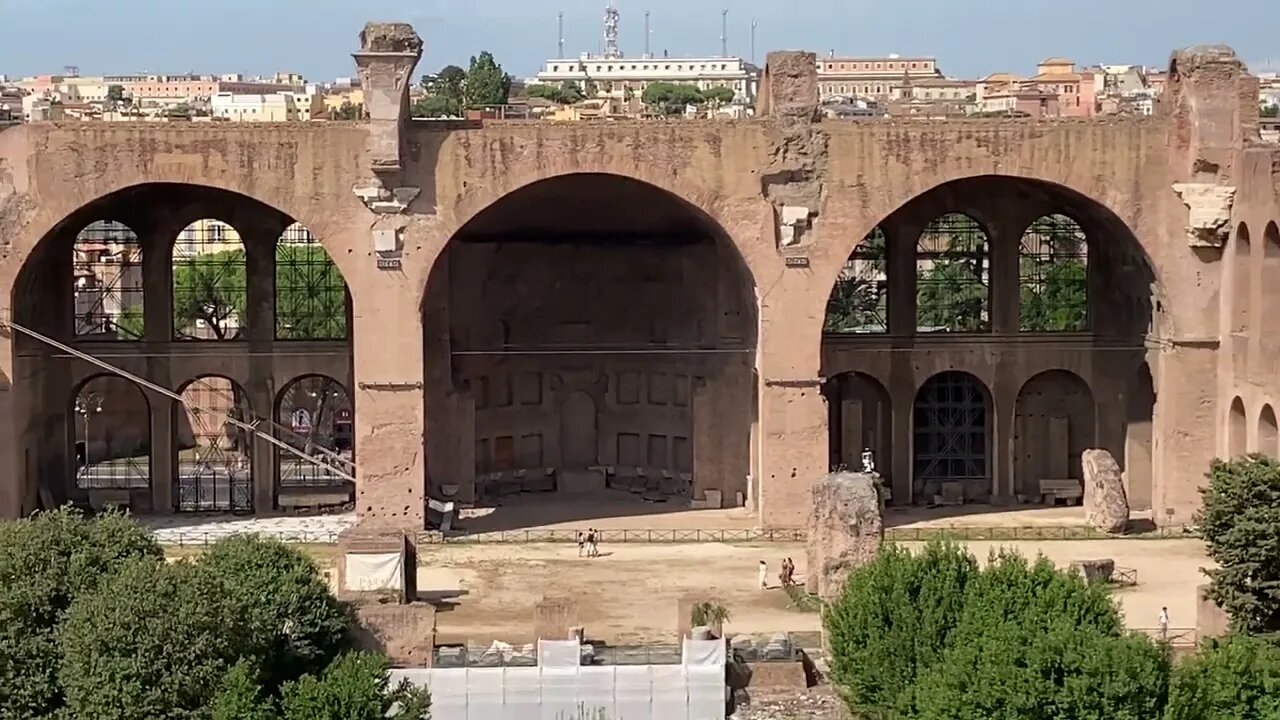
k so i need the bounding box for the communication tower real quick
[603,1,621,59]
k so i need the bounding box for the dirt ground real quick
[413,538,1210,645]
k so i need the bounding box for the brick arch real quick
[808,172,1161,335]
[423,166,771,306]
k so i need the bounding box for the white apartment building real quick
[817,54,944,101]
[533,54,759,105]
[210,91,323,122]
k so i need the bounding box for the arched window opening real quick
[913,371,991,502]
[1228,396,1247,458]
[1013,370,1096,498]
[1231,223,1251,335]
[1018,214,1088,332]
[1259,404,1278,458]
[825,227,888,334]
[175,376,253,512]
[916,213,990,332]
[172,219,246,340]
[825,372,892,486]
[275,223,350,340]
[1263,222,1280,336]
[71,376,151,493]
[276,375,354,491]
[73,221,144,340]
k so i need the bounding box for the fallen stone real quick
[1082,448,1129,534]
[1071,558,1117,585]
[806,472,884,600]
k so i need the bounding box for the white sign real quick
[291,409,313,435]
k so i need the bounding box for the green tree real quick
[1262,104,1279,118]
[280,652,431,720]
[114,303,145,339]
[703,86,736,105]
[411,95,459,118]
[464,52,511,107]
[329,101,363,121]
[915,216,990,332]
[824,542,979,719]
[641,82,705,114]
[1165,634,1280,719]
[210,662,278,720]
[276,244,348,339]
[527,82,585,105]
[197,536,351,692]
[825,229,887,333]
[423,65,466,108]
[172,248,247,339]
[1019,217,1088,332]
[105,84,126,106]
[59,559,241,720]
[1198,455,1280,635]
[0,509,163,719]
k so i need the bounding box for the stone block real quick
[336,532,417,602]
[806,472,884,600]
[351,601,436,668]
[533,596,579,641]
[1172,183,1236,247]
[1082,448,1129,534]
[704,489,723,509]
[758,51,819,120]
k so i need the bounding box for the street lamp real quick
[74,391,105,474]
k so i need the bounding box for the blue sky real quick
[1,0,1275,81]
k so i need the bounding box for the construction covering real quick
[387,640,727,720]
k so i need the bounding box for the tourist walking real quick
[1158,606,1170,640]
[758,560,768,590]
[577,531,585,557]
[586,528,599,558]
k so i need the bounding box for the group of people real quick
[758,558,798,590]
[577,529,602,558]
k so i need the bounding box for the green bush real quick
[1198,455,1280,635]
[58,559,240,720]
[197,535,351,690]
[824,542,978,719]
[0,508,162,718]
[210,662,277,720]
[280,652,431,720]
[1165,634,1280,719]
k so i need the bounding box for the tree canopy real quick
[464,52,511,107]
[170,245,347,341]
[641,82,708,114]
[1198,455,1280,635]
[0,509,430,720]
[527,81,585,105]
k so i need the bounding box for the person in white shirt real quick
[1158,607,1170,640]
[758,560,768,590]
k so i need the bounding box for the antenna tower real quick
[644,11,651,59]
[558,12,565,58]
[751,19,757,63]
[604,1,621,59]
[720,10,728,57]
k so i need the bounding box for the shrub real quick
[823,542,978,719]
[280,652,431,720]
[58,559,240,720]
[210,662,277,720]
[690,601,731,628]
[1198,455,1280,635]
[196,535,351,690]
[1165,634,1280,719]
[0,508,162,718]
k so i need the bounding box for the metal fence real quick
[153,529,344,546]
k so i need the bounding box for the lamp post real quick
[74,392,105,476]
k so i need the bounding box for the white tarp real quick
[651,665,690,720]
[466,668,504,720]
[537,639,581,669]
[578,666,617,718]
[682,638,727,668]
[502,667,541,720]
[613,666,652,720]
[425,668,469,720]
[539,668,578,720]
[342,551,403,593]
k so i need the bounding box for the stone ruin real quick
[1082,448,1130,534]
[806,471,885,600]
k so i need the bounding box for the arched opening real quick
[913,371,991,502]
[821,175,1156,509]
[1018,214,1088,332]
[824,372,891,482]
[1228,396,1247,458]
[174,376,252,513]
[70,375,151,507]
[916,213,990,333]
[275,375,354,504]
[12,183,351,516]
[73,220,145,340]
[1124,362,1156,511]
[425,173,757,516]
[825,227,888,334]
[1259,404,1278,458]
[1263,222,1280,336]
[173,218,246,340]
[1013,370,1096,499]
[1231,222,1251,335]
[275,222,351,340]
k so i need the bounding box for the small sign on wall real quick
[784,256,811,268]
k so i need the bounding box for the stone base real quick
[351,601,437,668]
[335,530,417,603]
[534,596,580,642]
